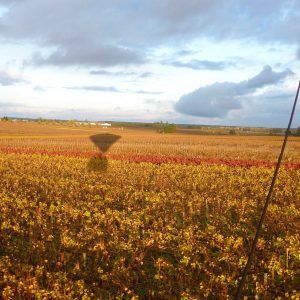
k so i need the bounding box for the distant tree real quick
[2,116,9,121]
[295,127,300,136]
[67,119,76,126]
[229,129,236,135]
[158,122,176,133]
[269,128,283,135]
[164,123,176,133]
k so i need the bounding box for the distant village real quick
[1,116,299,136]
[1,117,113,128]
[74,121,112,128]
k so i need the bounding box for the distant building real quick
[100,122,112,128]
[74,121,111,127]
[75,121,85,125]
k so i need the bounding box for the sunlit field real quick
[0,122,299,299]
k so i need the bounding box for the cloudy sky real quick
[0,0,300,127]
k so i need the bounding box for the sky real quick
[0,0,300,127]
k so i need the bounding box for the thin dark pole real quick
[235,81,300,300]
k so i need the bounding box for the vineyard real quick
[0,122,299,299]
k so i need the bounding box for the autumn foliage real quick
[0,124,299,299]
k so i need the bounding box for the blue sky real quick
[0,0,299,127]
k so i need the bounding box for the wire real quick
[235,80,300,299]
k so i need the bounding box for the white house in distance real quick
[74,121,112,127]
[99,122,112,128]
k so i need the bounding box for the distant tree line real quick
[156,121,177,133]
[1,116,299,137]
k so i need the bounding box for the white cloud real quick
[0,70,27,85]
[0,1,299,126]
[175,65,294,117]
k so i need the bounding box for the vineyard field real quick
[0,122,299,299]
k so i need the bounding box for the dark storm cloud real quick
[228,91,300,127]
[0,1,299,68]
[245,66,294,89]
[0,71,27,85]
[0,1,146,67]
[32,45,145,67]
[0,0,19,4]
[175,65,294,118]
[176,83,243,118]
[140,0,300,44]
[166,59,234,70]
